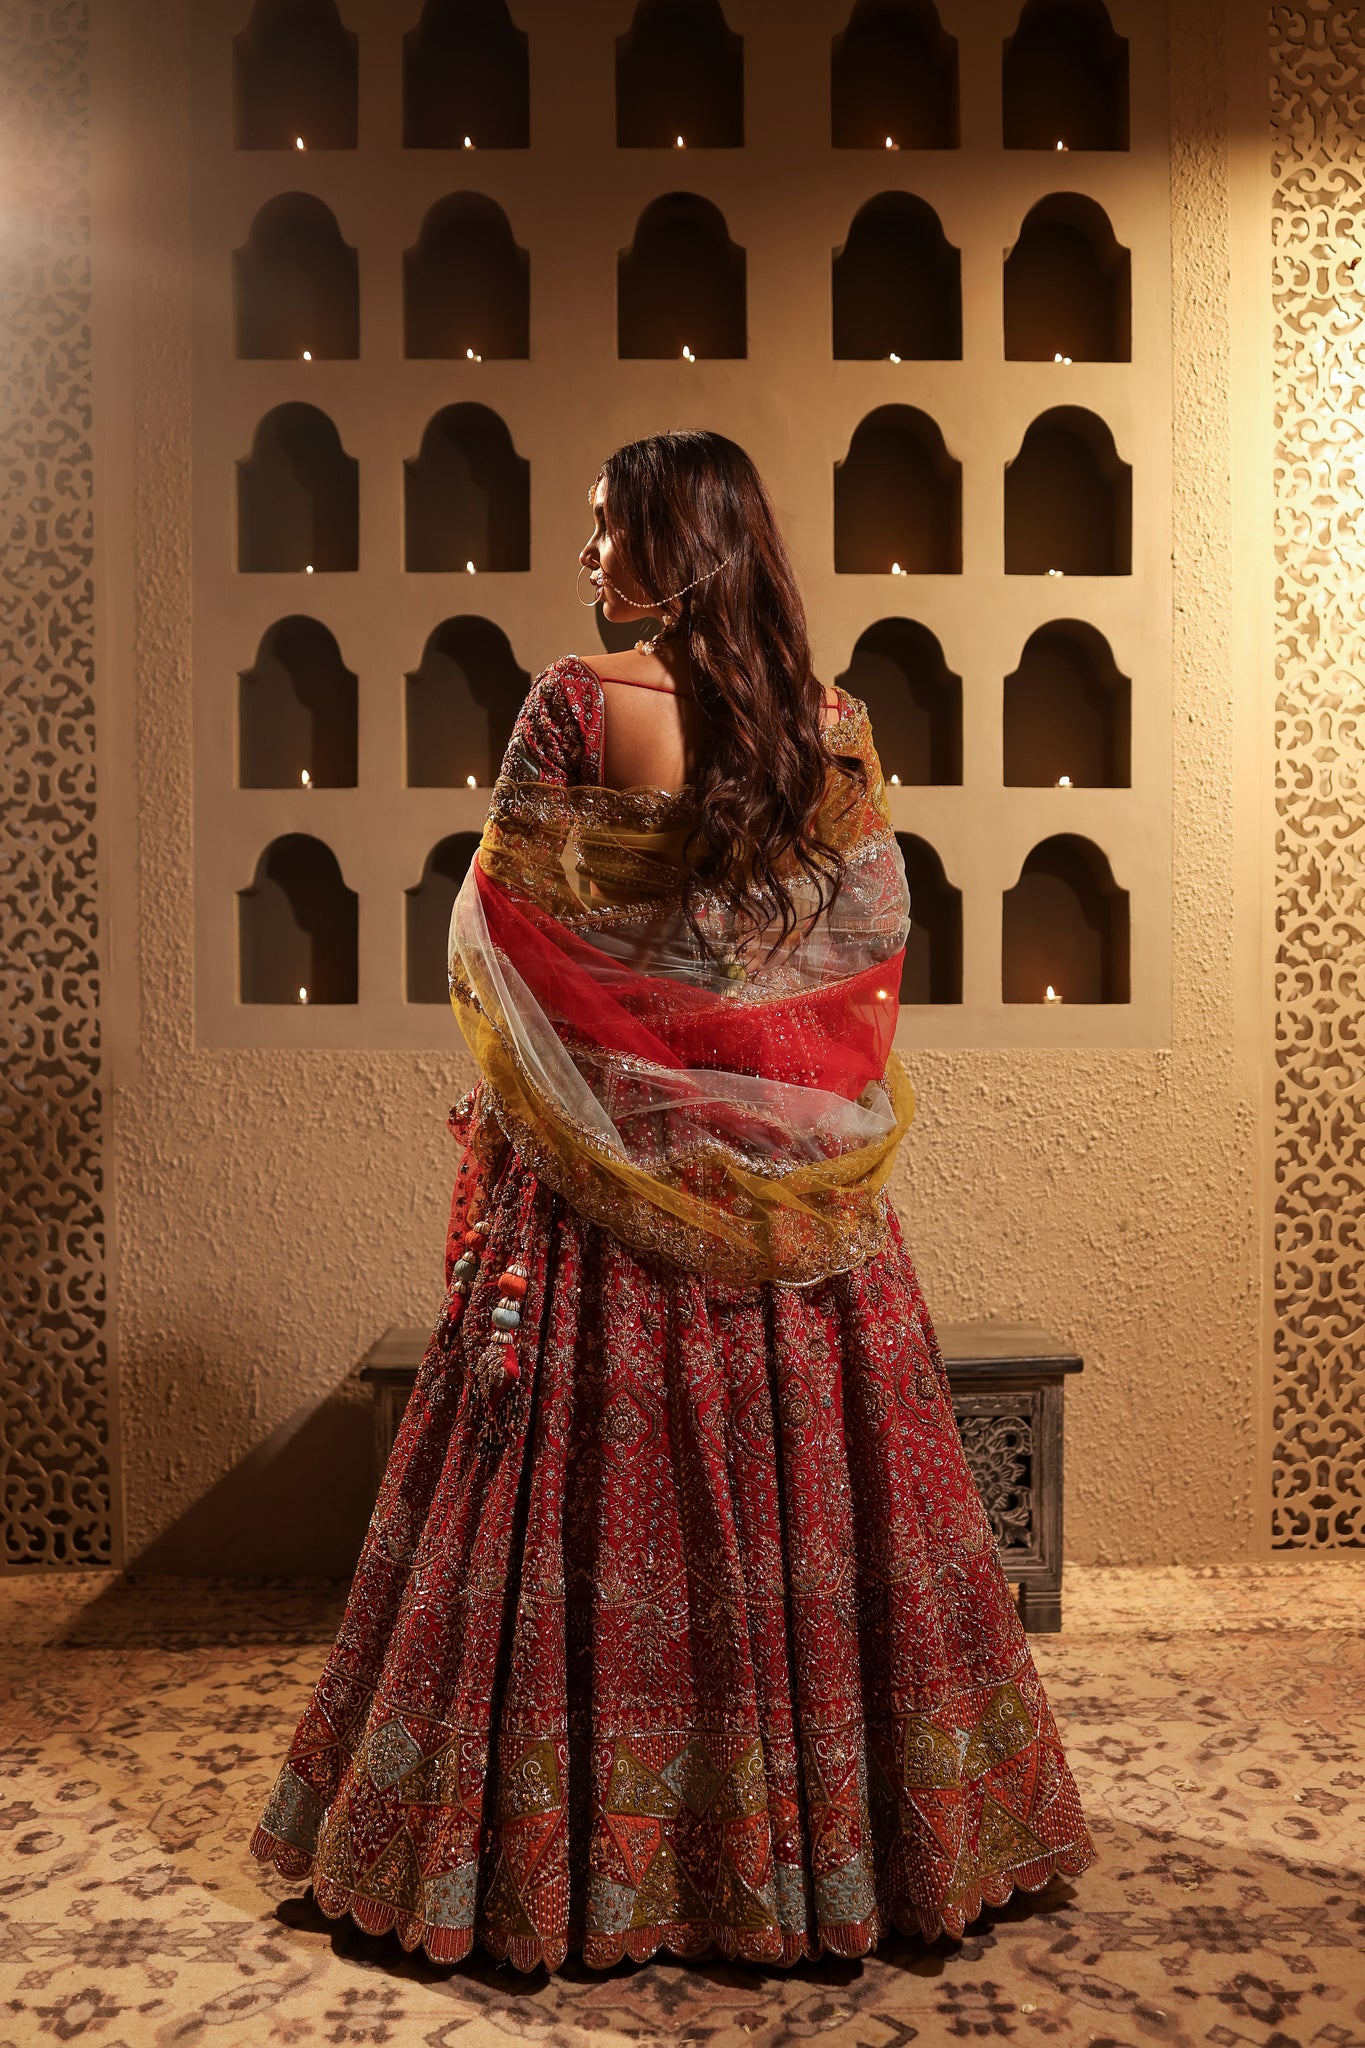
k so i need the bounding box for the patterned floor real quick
[1,1561,1362,2047]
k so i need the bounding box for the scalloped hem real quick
[250,1825,1096,1974]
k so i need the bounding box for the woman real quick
[251,430,1094,1970]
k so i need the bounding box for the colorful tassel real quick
[444,1211,491,1332]
[477,1259,529,1409]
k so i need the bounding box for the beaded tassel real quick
[445,1212,491,1331]
[477,1258,529,1410]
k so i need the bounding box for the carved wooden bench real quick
[358,1317,1081,1632]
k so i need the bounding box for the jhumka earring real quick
[635,607,682,656]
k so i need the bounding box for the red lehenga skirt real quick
[251,1101,1095,1970]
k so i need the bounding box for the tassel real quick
[472,1176,538,1452]
[442,1210,491,1337]
[476,1258,529,1408]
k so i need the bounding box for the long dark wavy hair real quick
[596,430,867,962]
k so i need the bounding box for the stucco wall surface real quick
[106,0,1266,1572]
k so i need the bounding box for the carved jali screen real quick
[0,0,111,1567]
[1270,3,1365,1547]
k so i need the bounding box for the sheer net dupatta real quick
[448,694,914,1287]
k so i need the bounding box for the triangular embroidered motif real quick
[902,1713,963,1790]
[722,1811,774,1891]
[290,1701,337,1759]
[631,1841,709,1929]
[709,1738,768,1821]
[976,1794,1048,1876]
[986,1739,1041,1822]
[501,1806,563,1891]
[607,1744,678,1819]
[358,1827,422,1911]
[660,1738,725,1816]
[608,1812,664,1888]
[499,1736,562,1818]
[314,1804,356,1894]
[902,1786,964,1866]
[710,1853,778,1932]
[961,1684,1035,1778]
[480,1851,538,1939]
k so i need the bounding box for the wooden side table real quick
[935,1321,1083,1633]
[358,1316,1082,1633]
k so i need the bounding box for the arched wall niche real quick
[1004,620,1130,786]
[238,616,358,788]
[895,834,961,1003]
[407,834,482,1003]
[836,618,962,784]
[238,833,358,1003]
[233,0,357,150]
[404,404,530,572]
[833,193,961,360]
[1002,832,1129,1003]
[618,193,746,357]
[831,0,959,150]
[1002,0,1129,152]
[835,405,962,573]
[1003,192,1131,361]
[234,193,359,359]
[1004,406,1130,575]
[403,0,530,149]
[237,403,359,572]
[405,617,528,785]
[616,0,743,148]
[403,194,529,359]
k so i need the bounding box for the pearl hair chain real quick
[576,548,737,626]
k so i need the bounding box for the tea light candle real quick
[889,773,901,785]
[891,561,905,575]
[889,352,901,364]
[463,135,474,148]
[302,349,312,362]
[297,985,310,1005]
[1045,984,1061,1002]
[1057,774,1073,788]
[465,348,482,362]
[885,136,897,149]
[682,344,696,362]
[1047,567,1064,577]
[1052,352,1072,365]
[676,134,685,148]
[466,774,477,789]
[304,564,314,574]
[1055,140,1067,151]
[466,560,476,574]
[301,768,312,790]
[295,136,305,150]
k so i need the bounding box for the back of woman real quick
[251,430,1094,1972]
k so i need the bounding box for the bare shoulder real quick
[570,649,667,686]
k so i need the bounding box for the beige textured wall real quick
[102,0,1269,1572]
[896,0,1270,1565]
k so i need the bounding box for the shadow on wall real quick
[132,1377,376,1578]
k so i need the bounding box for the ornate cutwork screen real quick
[0,0,112,1568]
[1270,3,1365,1547]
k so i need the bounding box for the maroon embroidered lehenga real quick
[250,655,1095,1970]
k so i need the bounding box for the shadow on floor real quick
[273,1877,1083,1992]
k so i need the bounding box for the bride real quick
[251,428,1094,1970]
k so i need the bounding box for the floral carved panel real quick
[0,0,111,1566]
[1270,3,1365,1546]
[955,1410,1035,1554]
